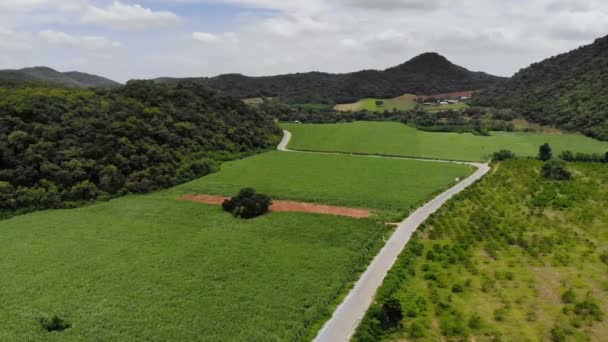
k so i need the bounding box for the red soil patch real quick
[179,195,371,219]
[419,90,476,101]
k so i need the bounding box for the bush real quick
[541,160,571,181]
[574,300,604,321]
[37,315,70,332]
[561,288,576,304]
[468,313,482,329]
[539,143,552,161]
[380,299,403,330]
[222,188,272,219]
[492,150,516,161]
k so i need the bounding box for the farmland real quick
[282,121,608,162]
[334,94,468,113]
[355,159,608,341]
[0,148,470,340]
[169,151,472,215]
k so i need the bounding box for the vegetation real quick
[0,81,280,218]
[0,188,389,341]
[157,53,502,104]
[539,143,553,161]
[37,315,71,333]
[281,122,608,162]
[169,151,471,215]
[354,160,608,341]
[541,160,572,180]
[334,94,418,112]
[222,188,272,219]
[472,35,608,141]
[491,150,516,161]
[0,66,120,88]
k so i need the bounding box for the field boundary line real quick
[277,130,491,341]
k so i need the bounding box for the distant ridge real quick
[0,66,121,88]
[155,52,504,104]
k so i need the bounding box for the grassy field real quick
[334,94,467,113]
[169,151,472,215]
[354,159,608,341]
[281,121,608,162]
[0,150,470,341]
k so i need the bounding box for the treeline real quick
[0,81,281,218]
[472,35,608,141]
[158,53,502,104]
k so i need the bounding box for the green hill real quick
[0,66,121,88]
[472,35,608,140]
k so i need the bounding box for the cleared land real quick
[0,150,469,341]
[355,160,608,341]
[169,151,472,214]
[281,121,608,162]
[334,94,467,113]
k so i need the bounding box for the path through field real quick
[277,130,491,342]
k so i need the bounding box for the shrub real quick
[409,321,425,338]
[222,188,272,219]
[574,300,604,321]
[541,160,571,181]
[551,326,569,342]
[492,150,516,161]
[380,299,403,330]
[561,288,576,304]
[468,313,482,329]
[539,143,552,161]
[600,251,608,265]
[37,315,70,332]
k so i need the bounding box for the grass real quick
[169,151,472,215]
[0,150,470,341]
[334,94,468,113]
[354,160,608,341]
[281,121,608,162]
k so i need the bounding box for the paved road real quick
[277,130,490,342]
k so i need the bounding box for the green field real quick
[0,150,469,340]
[334,94,468,113]
[282,121,608,162]
[355,160,608,341]
[170,151,471,214]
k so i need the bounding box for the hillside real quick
[157,53,503,104]
[472,35,608,140]
[0,80,280,217]
[0,66,121,88]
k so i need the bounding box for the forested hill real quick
[0,66,121,88]
[156,53,504,104]
[472,35,608,141]
[0,81,281,217]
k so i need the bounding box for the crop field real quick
[334,94,467,113]
[355,160,608,341]
[169,151,472,215]
[281,121,608,162]
[0,149,471,341]
[0,187,389,341]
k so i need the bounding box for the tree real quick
[222,188,272,219]
[541,160,571,180]
[380,299,403,330]
[376,100,385,107]
[539,143,552,161]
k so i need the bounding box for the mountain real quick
[0,66,121,88]
[156,53,504,104]
[472,35,608,140]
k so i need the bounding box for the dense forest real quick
[157,53,503,104]
[0,81,281,218]
[472,35,608,141]
[0,66,121,88]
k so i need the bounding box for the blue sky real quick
[1,0,606,82]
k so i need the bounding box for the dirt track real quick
[179,195,371,218]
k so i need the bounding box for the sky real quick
[0,0,607,82]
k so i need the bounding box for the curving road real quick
[278,130,491,342]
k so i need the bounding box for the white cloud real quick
[81,1,180,29]
[39,29,121,51]
[192,32,222,44]
[0,27,32,52]
[0,0,85,12]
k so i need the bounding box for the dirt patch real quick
[179,195,371,219]
[334,101,362,112]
